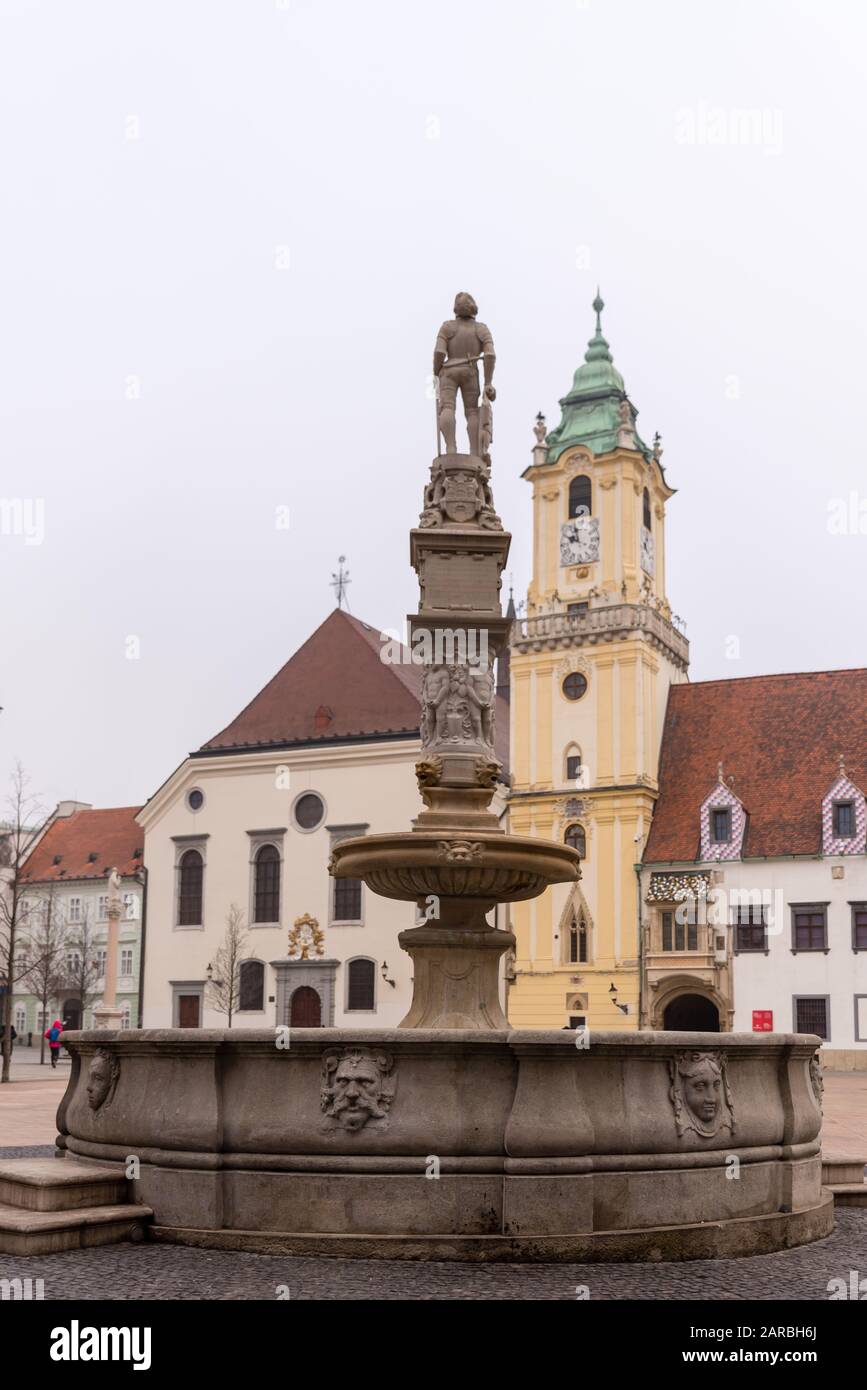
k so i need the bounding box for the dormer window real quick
[711,807,732,843]
[833,801,855,838]
[568,476,592,519]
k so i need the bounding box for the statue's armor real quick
[434,317,495,456]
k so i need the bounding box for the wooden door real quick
[178,994,201,1028]
[290,986,321,1027]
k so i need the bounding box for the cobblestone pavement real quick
[0,1209,863,1301]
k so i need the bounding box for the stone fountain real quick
[48,295,833,1262]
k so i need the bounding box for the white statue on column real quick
[93,866,126,1030]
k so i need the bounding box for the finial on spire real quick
[331,555,351,611]
[592,288,604,335]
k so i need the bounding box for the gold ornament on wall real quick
[287,913,325,961]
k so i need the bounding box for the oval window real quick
[293,792,325,831]
[562,673,588,701]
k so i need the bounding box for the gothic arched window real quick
[254,844,281,923]
[565,824,586,858]
[643,487,651,530]
[569,913,588,964]
[568,475,592,519]
[239,959,265,1012]
[178,849,203,926]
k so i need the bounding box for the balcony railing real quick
[512,603,689,668]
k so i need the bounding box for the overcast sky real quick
[1,0,865,813]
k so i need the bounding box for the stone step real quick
[0,1158,128,1212]
[826,1183,867,1207]
[821,1157,867,1186]
[0,1201,151,1256]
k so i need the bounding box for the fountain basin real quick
[330,831,580,904]
[56,1028,832,1262]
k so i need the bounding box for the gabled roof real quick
[644,668,867,862]
[200,609,422,751]
[199,608,510,767]
[20,807,144,885]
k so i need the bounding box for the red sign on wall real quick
[752,1010,773,1032]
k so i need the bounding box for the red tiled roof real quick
[200,608,510,766]
[200,610,423,750]
[644,669,867,862]
[20,807,144,884]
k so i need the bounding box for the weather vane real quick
[331,555,351,611]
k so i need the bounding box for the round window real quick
[293,792,325,831]
[187,789,204,811]
[562,672,588,701]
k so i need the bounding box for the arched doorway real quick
[663,993,720,1032]
[62,998,82,1031]
[290,986,321,1027]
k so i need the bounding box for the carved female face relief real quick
[85,1049,119,1112]
[668,1050,734,1139]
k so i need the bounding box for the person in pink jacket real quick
[44,1018,63,1069]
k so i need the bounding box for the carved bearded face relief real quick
[321,1048,396,1133]
[669,1050,734,1139]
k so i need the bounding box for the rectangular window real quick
[566,755,581,781]
[567,603,589,615]
[96,949,107,976]
[792,907,827,951]
[661,910,673,951]
[794,996,829,1040]
[333,876,362,923]
[833,802,855,838]
[66,951,81,974]
[97,896,108,922]
[687,921,698,951]
[852,905,867,951]
[68,897,82,923]
[711,808,731,843]
[120,948,134,976]
[734,904,767,951]
[123,893,137,920]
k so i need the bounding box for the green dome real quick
[545,293,649,463]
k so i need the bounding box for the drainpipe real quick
[136,865,148,1029]
[635,861,644,1029]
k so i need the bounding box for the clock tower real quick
[507,295,689,1029]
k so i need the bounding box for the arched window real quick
[178,849,203,926]
[347,958,376,1012]
[254,844,280,923]
[568,475,592,519]
[568,913,588,964]
[239,959,265,1012]
[565,746,583,785]
[643,487,651,530]
[565,824,586,858]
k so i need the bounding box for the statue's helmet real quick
[454,292,478,318]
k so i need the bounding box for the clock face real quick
[640,526,655,576]
[560,516,600,567]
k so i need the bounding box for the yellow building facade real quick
[507,296,689,1029]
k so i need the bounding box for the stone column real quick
[93,868,125,1030]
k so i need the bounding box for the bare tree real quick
[59,905,102,1032]
[19,886,68,1063]
[0,763,49,1083]
[206,904,250,1027]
